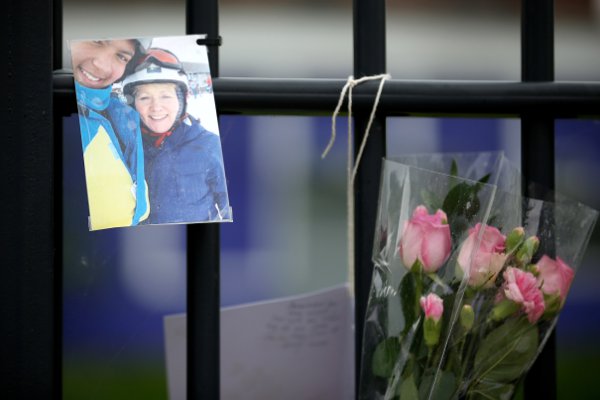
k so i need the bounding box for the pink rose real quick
[502,267,545,323]
[399,205,452,272]
[457,223,507,288]
[536,255,574,303]
[420,293,444,323]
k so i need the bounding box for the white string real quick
[352,75,390,183]
[322,73,391,296]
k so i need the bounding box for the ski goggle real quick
[136,48,182,71]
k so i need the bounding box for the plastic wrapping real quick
[359,153,598,400]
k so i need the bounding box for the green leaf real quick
[398,374,419,400]
[442,182,468,218]
[472,318,539,384]
[399,271,421,334]
[445,183,481,219]
[486,214,499,228]
[419,371,457,400]
[442,182,482,240]
[449,159,459,190]
[421,189,442,212]
[450,159,458,177]
[468,380,515,400]
[432,371,458,400]
[372,337,401,378]
[476,173,491,186]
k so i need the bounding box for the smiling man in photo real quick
[71,39,150,230]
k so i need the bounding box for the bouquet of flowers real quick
[358,153,598,400]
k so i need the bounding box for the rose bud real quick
[420,293,444,347]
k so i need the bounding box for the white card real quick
[164,284,355,400]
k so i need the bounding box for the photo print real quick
[69,35,232,230]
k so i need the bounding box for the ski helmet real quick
[122,48,189,105]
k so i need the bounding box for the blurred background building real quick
[61,0,600,399]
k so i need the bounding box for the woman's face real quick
[134,83,179,134]
[71,40,135,89]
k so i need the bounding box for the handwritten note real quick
[263,297,344,350]
[164,284,355,400]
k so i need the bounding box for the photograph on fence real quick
[69,34,231,231]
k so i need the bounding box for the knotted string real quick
[322,74,391,295]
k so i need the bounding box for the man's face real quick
[71,40,135,89]
[134,83,179,134]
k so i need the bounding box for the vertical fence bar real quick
[53,0,62,70]
[186,0,221,399]
[521,1,556,399]
[353,0,386,395]
[53,0,64,398]
[1,0,55,397]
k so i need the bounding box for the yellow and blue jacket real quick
[76,82,149,230]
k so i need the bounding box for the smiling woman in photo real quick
[122,48,230,224]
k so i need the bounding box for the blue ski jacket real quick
[76,82,149,230]
[142,115,230,224]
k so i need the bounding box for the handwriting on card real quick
[263,298,342,349]
[164,284,355,400]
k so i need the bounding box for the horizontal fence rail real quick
[53,72,600,117]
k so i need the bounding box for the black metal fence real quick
[3,0,600,399]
